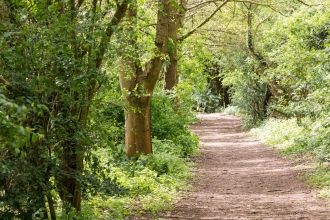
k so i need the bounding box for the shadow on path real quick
[159,113,330,220]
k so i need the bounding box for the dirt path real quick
[159,113,330,219]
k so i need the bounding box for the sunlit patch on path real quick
[159,113,330,219]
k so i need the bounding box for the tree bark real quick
[164,0,187,90]
[120,0,170,156]
[124,96,152,155]
[164,0,229,90]
[57,121,82,211]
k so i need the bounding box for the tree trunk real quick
[124,96,152,155]
[164,0,187,90]
[120,0,170,156]
[119,63,165,156]
[164,47,178,90]
[57,102,91,211]
[246,3,273,117]
[164,13,178,90]
[58,131,83,211]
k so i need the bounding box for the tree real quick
[0,0,128,216]
[164,0,187,90]
[164,0,230,90]
[187,0,310,121]
[119,0,171,156]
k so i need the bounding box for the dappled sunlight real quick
[159,113,330,219]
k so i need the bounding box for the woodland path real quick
[158,113,330,219]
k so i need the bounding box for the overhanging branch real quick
[239,0,288,16]
[95,0,129,68]
[296,0,312,6]
[179,0,229,41]
[187,0,225,11]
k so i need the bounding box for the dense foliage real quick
[248,3,330,162]
[0,0,199,219]
[192,0,330,202]
[228,2,330,201]
[2,0,330,219]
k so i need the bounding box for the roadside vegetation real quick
[1,0,330,219]
[222,1,330,201]
[187,0,330,204]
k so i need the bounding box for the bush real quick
[250,118,304,151]
[151,90,199,157]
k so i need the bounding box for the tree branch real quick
[95,0,129,68]
[76,0,84,8]
[238,0,288,16]
[246,3,269,67]
[296,0,312,6]
[235,0,276,7]
[187,0,222,11]
[201,29,241,35]
[0,76,10,86]
[179,0,229,41]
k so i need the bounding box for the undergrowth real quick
[79,145,195,219]
[68,89,200,219]
[250,118,303,151]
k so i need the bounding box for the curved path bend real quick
[160,113,330,220]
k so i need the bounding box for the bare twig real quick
[296,0,312,6]
[179,0,230,41]
[239,0,288,16]
[187,0,223,11]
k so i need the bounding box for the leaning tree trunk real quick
[246,3,274,117]
[120,0,170,156]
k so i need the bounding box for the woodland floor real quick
[139,113,330,219]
